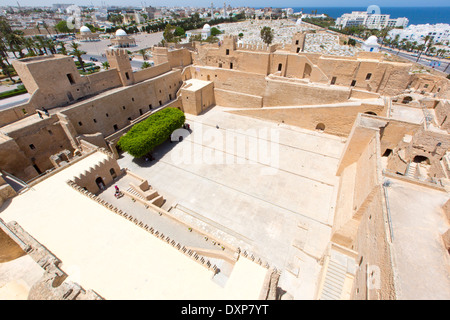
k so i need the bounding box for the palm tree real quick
[57,41,67,55]
[416,35,433,62]
[102,61,110,70]
[141,61,151,69]
[69,42,86,72]
[139,49,147,61]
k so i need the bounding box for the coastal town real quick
[0,2,449,303]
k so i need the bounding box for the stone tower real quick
[106,49,134,86]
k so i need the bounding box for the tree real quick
[102,61,110,70]
[210,27,221,36]
[238,32,244,39]
[260,26,274,45]
[174,26,185,37]
[69,42,86,72]
[139,49,148,60]
[163,24,176,43]
[141,61,151,69]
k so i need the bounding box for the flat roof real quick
[0,151,268,299]
[183,79,213,91]
[384,177,450,299]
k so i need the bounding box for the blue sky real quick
[3,0,450,7]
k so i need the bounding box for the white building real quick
[362,36,380,52]
[388,23,450,45]
[335,11,409,30]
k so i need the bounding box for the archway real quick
[303,63,312,79]
[402,96,413,104]
[364,111,377,116]
[95,177,106,191]
[315,123,325,131]
[413,155,430,165]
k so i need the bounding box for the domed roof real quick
[115,29,127,36]
[203,24,211,30]
[80,26,91,33]
[365,36,379,45]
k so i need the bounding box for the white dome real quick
[80,26,91,33]
[365,36,379,45]
[203,24,211,30]
[115,29,127,36]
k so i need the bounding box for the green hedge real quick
[0,85,27,100]
[117,107,185,158]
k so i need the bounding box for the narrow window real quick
[230,62,233,69]
[125,72,130,80]
[78,121,83,126]
[93,119,97,123]
[149,104,152,109]
[123,106,126,110]
[296,47,300,53]
[29,144,35,150]
[139,109,143,115]
[295,40,299,45]
[113,124,118,131]
[351,80,357,87]
[366,73,372,80]
[218,62,222,68]
[128,117,132,121]
[106,113,109,117]
[331,77,337,85]
[48,130,53,135]
[226,49,230,55]
[67,73,75,85]
[278,63,282,71]
[169,94,172,100]
[159,100,162,106]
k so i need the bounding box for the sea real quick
[269,7,450,25]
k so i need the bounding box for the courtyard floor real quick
[116,106,347,299]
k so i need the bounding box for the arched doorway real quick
[402,96,413,104]
[303,63,312,79]
[95,177,106,191]
[413,155,430,165]
[316,123,325,131]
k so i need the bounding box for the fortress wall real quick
[214,88,263,109]
[61,70,183,138]
[434,100,450,132]
[0,228,25,263]
[191,66,267,96]
[73,157,121,194]
[86,68,122,93]
[4,117,74,177]
[133,62,171,83]
[263,79,350,107]
[228,102,386,137]
[332,121,396,299]
[0,102,36,128]
[0,135,38,181]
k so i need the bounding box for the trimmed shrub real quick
[0,84,27,100]
[117,107,185,158]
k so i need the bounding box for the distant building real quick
[361,36,380,52]
[335,11,409,30]
[388,23,450,44]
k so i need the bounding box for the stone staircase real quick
[406,162,417,179]
[317,245,357,300]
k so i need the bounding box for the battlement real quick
[106,48,129,58]
[236,42,277,53]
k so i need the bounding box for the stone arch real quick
[315,123,325,131]
[402,96,413,104]
[95,177,105,191]
[303,63,312,79]
[413,155,430,165]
